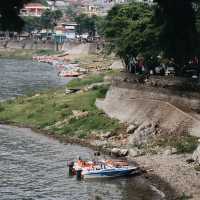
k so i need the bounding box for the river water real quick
[0,59,69,101]
[0,59,165,200]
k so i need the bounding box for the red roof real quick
[25,3,47,8]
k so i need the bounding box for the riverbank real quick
[0,42,98,60]
[134,153,200,200]
[0,51,200,199]
[0,49,60,60]
[0,71,199,199]
[0,72,123,139]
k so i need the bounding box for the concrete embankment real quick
[95,75,200,199]
[0,40,54,50]
[96,76,200,137]
[0,40,97,54]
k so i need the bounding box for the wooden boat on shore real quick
[59,70,81,77]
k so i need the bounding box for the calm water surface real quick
[0,59,69,100]
[0,59,165,200]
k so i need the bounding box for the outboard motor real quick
[94,151,100,156]
[76,169,82,180]
[67,161,74,177]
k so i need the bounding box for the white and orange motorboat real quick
[67,159,139,179]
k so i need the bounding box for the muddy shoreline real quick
[0,120,179,200]
[0,55,198,199]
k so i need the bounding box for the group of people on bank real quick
[127,55,200,79]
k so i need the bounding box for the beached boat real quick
[82,166,138,179]
[59,70,81,77]
[68,159,139,179]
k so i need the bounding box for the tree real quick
[75,14,97,36]
[65,5,79,20]
[95,16,106,37]
[0,0,31,31]
[40,9,63,31]
[31,0,48,6]
[154,0,199,70]
[23,16,42,33]
[103,2,159,68]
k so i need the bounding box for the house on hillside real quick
[82,4,100,16]
[55,22,78,40]
[20,3,50,17]
[64,22,77,39]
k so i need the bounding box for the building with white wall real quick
[21,3,49,17]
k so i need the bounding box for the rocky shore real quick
[0,50,200,199]
[2,119,199,200]
[134,153,200,200]
[84,122,200,199]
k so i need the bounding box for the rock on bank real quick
[96,79,200,199]
[96,85,200,137]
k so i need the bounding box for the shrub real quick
[0,103,5,112]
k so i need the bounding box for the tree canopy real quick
[154,0,200,68]
[23,16,42,33]
[74,14,97,36]
[22,9,63,33]
[40,9,63,30]
[102,1,200,71]
[0,0,31,31]
[102,2,159,67]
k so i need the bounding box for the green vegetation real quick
[40,9,63,31]
[173,136,198,153]
[23,16,42,32]
[23,9,63,32]
[102,2,158,68]
[75,14,97,36]
[35,49,60,56]
[0,103,5,112]
[154,0,199,68]
[64,5,79,20]
[32,0,48,6]
[0,0,31,32]
[101,1,200,71]
[67,74,104,89]
[178,193,193,200]
[149,135,199,154]
[194,165,200,171]
[0,75,120,139]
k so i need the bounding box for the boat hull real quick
[82,167,139,179]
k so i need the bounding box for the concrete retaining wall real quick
[0,40,98,53]
[96,86,200,137]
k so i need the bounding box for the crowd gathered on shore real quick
[127,55,200,79]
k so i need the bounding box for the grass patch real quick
[178,193,193,200]
[0,103,5,112]
[67,74,104,89]
[35,49,59,56]
[194,165,200,171]
[150,135,198,154]
[0,83,120,139]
